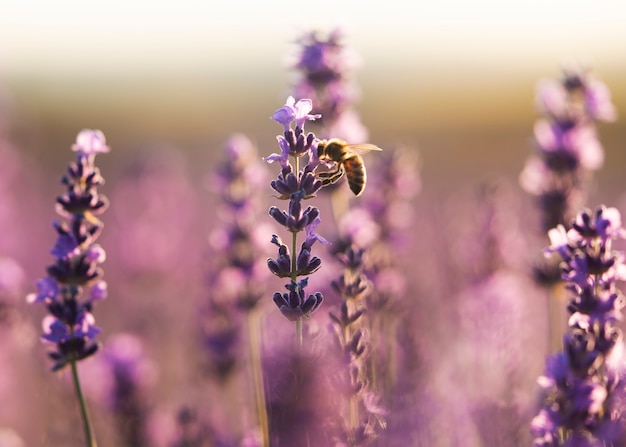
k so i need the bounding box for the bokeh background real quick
[2,1,626,446]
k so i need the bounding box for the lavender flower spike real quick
[265,97,327,341]
[532,205,626,445]
[27,128,110,447]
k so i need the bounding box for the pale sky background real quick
[1,0,626,77]
[1,0,625,183]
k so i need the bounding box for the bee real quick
[316,138,383,196]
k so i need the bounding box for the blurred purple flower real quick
[520,67,617,242]
[80,332,158,447]
[288,29,367,141]
[532,205,626,445]
[202,134,272,380]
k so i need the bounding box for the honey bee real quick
[316,138,383,196]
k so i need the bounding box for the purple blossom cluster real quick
[328,245,387,445]
[28,129,110,371]
[520,67,617,234]
[290,28,368,142]
[265,96,328,324]
[82,332,157,446]
[202,134,270,378]
[532,205,626,445]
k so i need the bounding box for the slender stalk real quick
[247,310,270,447]
[343,299,359,437]
[292,155,303,351]
[295,318,303,351]
[548,283,567,353]
[70,359,97,447]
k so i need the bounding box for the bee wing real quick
[345,143,383,155]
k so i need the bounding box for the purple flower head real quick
[271,96,321,132]
[75,311,101,340]
[72,129,110,156]
[29,130,110,371]
[266,96,327,332]
[271,96,298,132]
[533,203,626,444]
[270,164,322,200]
[269,201,320,233]
[50,228,80,259]
[84,244,106,263]
[41,316,72,343]
[272,278,323,321]
[305,216,330,247]
[521,68,616,242]
[531,408,560,446]
[571,206,625,243]
[295,29,347,81]
[90,280,108,301]
[264,136,292,168]
[267,235,292,278]
[41,311,100,343]
[545,224,572,259]
[533,120,604,171]
[27,276,59,304]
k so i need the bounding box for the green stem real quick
[292,154,303,352]
[295,318,303,351]
[247,310,270,447]
[343,300,359,436]
[70,359,98,447]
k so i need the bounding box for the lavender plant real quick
[328,245,388,446]
[520,67,617,284]
[202,134,270,373]
[81,332,157,447]
[531,205,626,446]
[265,96,327,346]
[520,67,618,354]
[201,134,271,445]
[27,129,110,447]
[290,28,368,143]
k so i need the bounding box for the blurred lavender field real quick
[2,4,626,446]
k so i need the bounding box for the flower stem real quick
[343,300,359,435]
[70,359,98,447]
[292,154,303,351]
[247,310,270,447]
[548,283,567,353]
[295,318,303,351]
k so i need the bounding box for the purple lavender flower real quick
[520,67,617,237]
[28,129,109,371]
[27,129,110,447]
[81,333,157,447]
[266,97,328,327]
[202,134,273,375]
[289,29,368,142]
[327,241,387,445]
[531,205,626,445]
